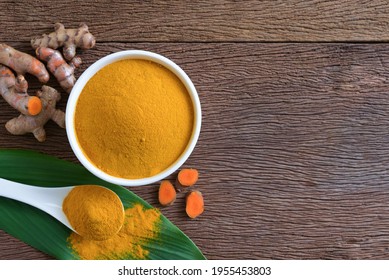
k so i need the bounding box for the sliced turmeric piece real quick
[0,65,42,116]
[5,85,65,142]
[177,168,199,187]
[158,180,177,206]
[185,190,204,219]
[26,96,42,116]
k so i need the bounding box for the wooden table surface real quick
[2,0,389,260]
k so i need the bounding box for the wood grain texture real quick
[1,0,389,42]
[2,43,389,259]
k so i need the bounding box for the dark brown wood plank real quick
[1,1,389,42]
[2,43,389,259]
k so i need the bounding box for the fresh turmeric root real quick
[36,47,82,93]
[5,85,65,142]
[0,43,49,83]
[158,180,177,206]
[185,190,204,219]
[31,23,96,61]
[0,65,42,116]
[177,168,199,188]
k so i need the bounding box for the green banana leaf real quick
[0,149,205,260]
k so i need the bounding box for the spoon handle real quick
[0,178,68,206]
[0,178,75,230]
[0,178,48,206]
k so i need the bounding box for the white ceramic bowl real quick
[66,50,201,186]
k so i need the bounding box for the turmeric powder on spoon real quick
[63,185,124,241]
[74,59,194,179]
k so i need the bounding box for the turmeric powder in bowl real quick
[67,51,201,186]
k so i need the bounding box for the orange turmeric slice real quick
[185,190,204,219]
[27,96,42,116]
[158,180,177,206]
[177,168,199,187]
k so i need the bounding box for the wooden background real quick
[1,0,389,259]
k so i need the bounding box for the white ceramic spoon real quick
[0,178,122,234]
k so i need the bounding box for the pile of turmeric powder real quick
[63,185,124,241]
[62,185,165,259]
[74,59,194,179]
[68,203,161,260]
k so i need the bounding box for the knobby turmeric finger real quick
[177,168,199,187]
[0,43,49,83]
[15,75,28,93]
[36,47,82,93]
[31,22,96,61]
[5,85,65,142]
[0,65,42,116]
[158,180,177,206]
[185,190,204,219]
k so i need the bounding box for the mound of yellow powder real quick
[68,204,161,260]
[74,59,194,179]
[63,185,124,241]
